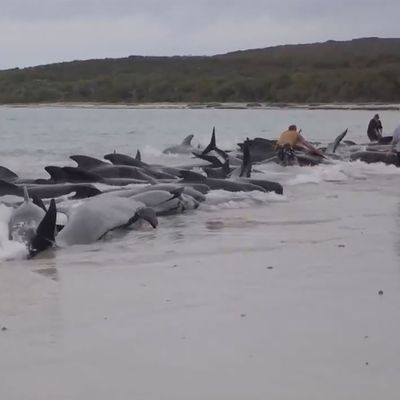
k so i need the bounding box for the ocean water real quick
[1,106,400,399]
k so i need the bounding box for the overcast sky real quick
[0,0,399,70]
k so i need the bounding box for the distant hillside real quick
[1,37,400,104]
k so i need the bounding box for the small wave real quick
[285,164,348,185]
[202,189,287,211]
[140,145,195,165]
[348,160,400,176]
[142,145,164,158]
[252,157,400,187]
[0,239,28,261]
[0,204,28,261]
[275,159,400,186]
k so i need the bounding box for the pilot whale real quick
[163,134,197,154]
[0,179,101,200]
[56,196,158,246]
[8,187,57,257]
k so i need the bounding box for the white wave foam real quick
[142,145,164,158]
[347,160,400,176]
[141,145,196,166]
[285,163,348,185]
[0,204,27,261]
[202,189,287,211]
[262,159,400,187]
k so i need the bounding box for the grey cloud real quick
[1,0,395,21]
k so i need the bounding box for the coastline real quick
[1,102,399,111]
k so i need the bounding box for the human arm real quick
[297,131,326,158]
[377,120,383,138]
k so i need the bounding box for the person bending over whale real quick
[367,114,383,142]
[275,125,323,165]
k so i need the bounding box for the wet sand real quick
[1,177,400,399]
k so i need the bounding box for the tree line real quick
[0,37,399,104]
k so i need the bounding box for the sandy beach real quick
[1,178,400,399]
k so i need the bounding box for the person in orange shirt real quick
[275,125,324,165]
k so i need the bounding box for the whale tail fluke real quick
[29,199,57,258]
[201,127,216,155]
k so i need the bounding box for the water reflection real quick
[206,220,224,231]
[205,216,340,231]
[33,266,59,281]
[135,231,158,243]
[30,249,59,281]
[169,231,185,242]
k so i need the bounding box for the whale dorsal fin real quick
[0,166,18,182]
[45,166,68,182]
[181,134,194,146]
[31,194,47,212]
[70,155,108,170]
[332,129,348,153]
[23,186,30,202]
[135,150,142,162]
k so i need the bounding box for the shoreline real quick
[1,102,399,111]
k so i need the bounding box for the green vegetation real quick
[1,37,400,104]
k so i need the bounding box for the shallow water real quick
[1,106,400,399]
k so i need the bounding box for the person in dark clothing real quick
[367,114,383,142]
